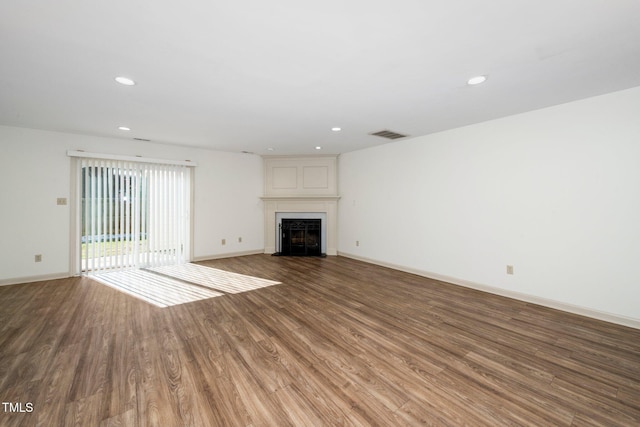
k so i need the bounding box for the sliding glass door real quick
[79,158,190,274]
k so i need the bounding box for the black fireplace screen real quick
[279,219,322,256]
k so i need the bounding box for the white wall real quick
[338,86,640,324]
[0,126,263,283]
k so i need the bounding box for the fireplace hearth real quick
[275,219,325,257]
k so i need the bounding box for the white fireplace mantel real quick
[261,196,340,255]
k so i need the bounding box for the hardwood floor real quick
[1,255,639,426]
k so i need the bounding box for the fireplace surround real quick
[261,197,339,255]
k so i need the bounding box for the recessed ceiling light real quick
[331,127,342,132]
[467,75,487,85]
[267,147,274,151]
[115,76,136,86]
[118,126,131,131]
[315,146,322,150]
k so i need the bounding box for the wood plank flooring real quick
[1,254,639,426]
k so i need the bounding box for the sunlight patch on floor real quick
[91,263,281,307]
[147,263,281,294]
[92,269,224,308]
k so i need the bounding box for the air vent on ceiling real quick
[369,129,408,140]
[133,137,151,142]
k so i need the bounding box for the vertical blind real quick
[80,158,190,274]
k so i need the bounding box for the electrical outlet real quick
[35,254,42,262]
[506,265,514,275]
[56,198,67,206]
[356,240,360,247]
[221,238,226,245]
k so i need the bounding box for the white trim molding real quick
[192,250,265,262]
[0,272,71,287]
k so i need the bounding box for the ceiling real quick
[1,1,639,156]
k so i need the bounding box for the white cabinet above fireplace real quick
[264,155,337,197]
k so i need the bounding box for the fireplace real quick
[278,218,324,257]
[262,156,339,255]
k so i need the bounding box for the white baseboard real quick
[1,251,265,285]
[338,252,640,330]
[0,272,71,286]
[263,247,338,256]
[192,249,265,262]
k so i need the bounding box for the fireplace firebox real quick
[277,219,324,257]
